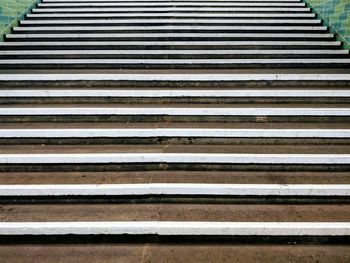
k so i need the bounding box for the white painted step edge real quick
[0,108,349,116]
[1,89,350,97]
[0,41,338,46]
[0,74,348,82]
[0,129,349,138]
[7,33,334,38]
[1,59,350,65]
[27,10,316,19]
[32,7,312,12]
[43,0,303,2]
[2,59,350,65]
[1,221,349,236]
[0,153,350,164]
[0,183,350,196]
[22,18,319,24]
[37,2,307,6]
[14,25,326,30]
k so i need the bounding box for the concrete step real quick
[6,33,334,42]
[2,87,349,97]
[2,87,350,103]
[32,7,312,13]
[2,204,349,222]
[0,73,348,87]
[0,41,339,51]
[3,123,349,129]
[0,221,349,239]
[1,106,348,123]
[0,58,349,69]
[21,18,320,26]
[0,183,349,196]
[37,2,307,7]
[1,170,349,184]
[25,13,317,19]
[1,53,346,60]
[0,107,349,116]
[1,143,349,154]
[42,0,304,2]
[2,243,349,261]
[0,153,349,164]
[1,128,349,139]
[13,25,327,34]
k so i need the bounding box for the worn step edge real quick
[0,108,349,116]
[22,19,319,24]
[0,73,348,82]
[15,26,325,31]
[26,13,317,18]
[37,2,306,7]
[0,153,350,164]
[32,7,312,12]
[1,89,349,97]
[1,129,349,138]
[43,0,303,2]
[1,221,349,236]
[0,41,338,47]
[0,183,349,196]
[2,59,350,65]
[6,33,334,39]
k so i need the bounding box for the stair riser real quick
[21,21,321,26]
[0,63,348,69]
[25,15,317,20]
[14,29,326,33]
[0,45,339,50]
[36,3,308,8]
[1,79,349,88]
[0,163,349,173]
[0,138,348,145]
[32,9,312,13]
[1,116,349,123]
[2,97,349,104]
[1,54,347,60]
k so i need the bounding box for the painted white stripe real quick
[32,7,312,12]
[22,18,319,24]
[0,184,349,196]
[38,2,306,6]
[1,221,349,236]
[33,6,310,13]
[0,108,349,116]
[43,0,303,2]
[26,13,317,18]
[7,33,333,39]
[2,59,350,65]
[0,41,338,47]
[2,50,346,56]
[1,89,349,97]
[15,25,325,31]
[0,153,349,164]
[0,129,349,138]
[0,74,348,82]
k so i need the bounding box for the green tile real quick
[305,0,350,49]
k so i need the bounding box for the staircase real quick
[0,0,349,262]
[0,0,349,68]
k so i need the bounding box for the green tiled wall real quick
[0,0,39,41]
[304,0,350,49]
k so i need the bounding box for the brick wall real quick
[304,0,350,49]
[0,0,39,39]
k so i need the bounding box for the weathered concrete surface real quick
[0,204,349,222]
[1,171,349,184]
[0,244,349,263]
